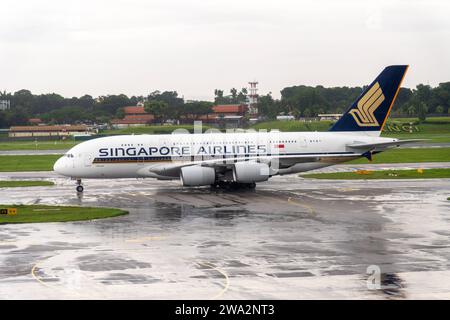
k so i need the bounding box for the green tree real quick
[78,95,95,109]
[6,106,29,126]
[214,89,225,104]
[183,101,213,120]
[115,108,125,119]
[95,94,131,116]
[418,102,427,121]
[43,106,94,124]
[230,88,238,103]
[0,111,7,128]
[147,91,184,119]
[394,88,413,113]
[144,100,169,124]
[13,89,34,110]
[257,94,278,120]
[237,88,248,103]
[303,108,312,118]
[411,84,432,115]
[432,82,450,113]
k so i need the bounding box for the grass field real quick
[251,118,450,143]
[0,155,60,171]
[0,204,128,224]
[0,180,54,188]
[382,119,450,142]
[0,140,78,151]
[251,120,333,132]
[255,116,450,149]
[301,168,450,180]
[381,132,450,143]
[389,117,450,123]
[347,147,450,164]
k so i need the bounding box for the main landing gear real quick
[211,181,256,190]
[75,179,84,193]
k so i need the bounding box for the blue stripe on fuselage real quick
[93,151,357,163]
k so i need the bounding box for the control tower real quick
[247,81,258,116]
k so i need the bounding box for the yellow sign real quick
[355,170,373,175]
[350,82,385,127]
[1,208,17,215]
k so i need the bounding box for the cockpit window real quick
[65,153,74,158]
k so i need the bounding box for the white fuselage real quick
[53,131,396,182]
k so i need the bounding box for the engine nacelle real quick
[180,166,216,186]
[233,162,270,183]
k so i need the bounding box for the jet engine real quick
[233,162,270,183]
[180,166,216,186]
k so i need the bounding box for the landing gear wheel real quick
[75,178,83,193]
[212,181,257,190]
[210,182,220,189]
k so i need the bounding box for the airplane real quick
[54,65,420,192]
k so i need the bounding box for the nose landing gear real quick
[75,179,84,193]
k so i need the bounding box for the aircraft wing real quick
[146,153,360,177]
[346,139,427,150]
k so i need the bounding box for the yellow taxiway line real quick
[197,262,230,300]
[287,197,315,215]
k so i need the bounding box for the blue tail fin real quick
[329,65,408,133]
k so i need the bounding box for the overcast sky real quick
[1,0,449,100]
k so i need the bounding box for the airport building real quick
[212,104,248,127]
[178,104,248,127]
[112,104,249,128]
[0,100,10,110]
[110,106,155,128]
[8,125,90,138]
[318,113,342,121]
[276,115,295,121]
[28,118,43,125]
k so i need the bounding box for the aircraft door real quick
[299,137,307,148]
[84,153,93,167]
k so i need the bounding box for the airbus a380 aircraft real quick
[54,65,419,192]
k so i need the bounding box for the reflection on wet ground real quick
[0,173,450,299]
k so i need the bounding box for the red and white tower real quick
[247,81,259,116]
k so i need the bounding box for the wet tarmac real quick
[0,172,450,299]
[0,149,67,156]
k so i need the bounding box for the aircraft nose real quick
[53,157,66,175]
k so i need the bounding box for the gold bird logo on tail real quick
[349,82,385,127]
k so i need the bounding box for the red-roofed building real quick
[112,103,248,128]
[180,104,247,123]
[111,106,155,128]
[9,125,90,138]
[28,118,43,125]
[212,104,248,127]
[213,104,247,115]
[123,106,147,114]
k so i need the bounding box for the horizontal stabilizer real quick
[346,139,427,150]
